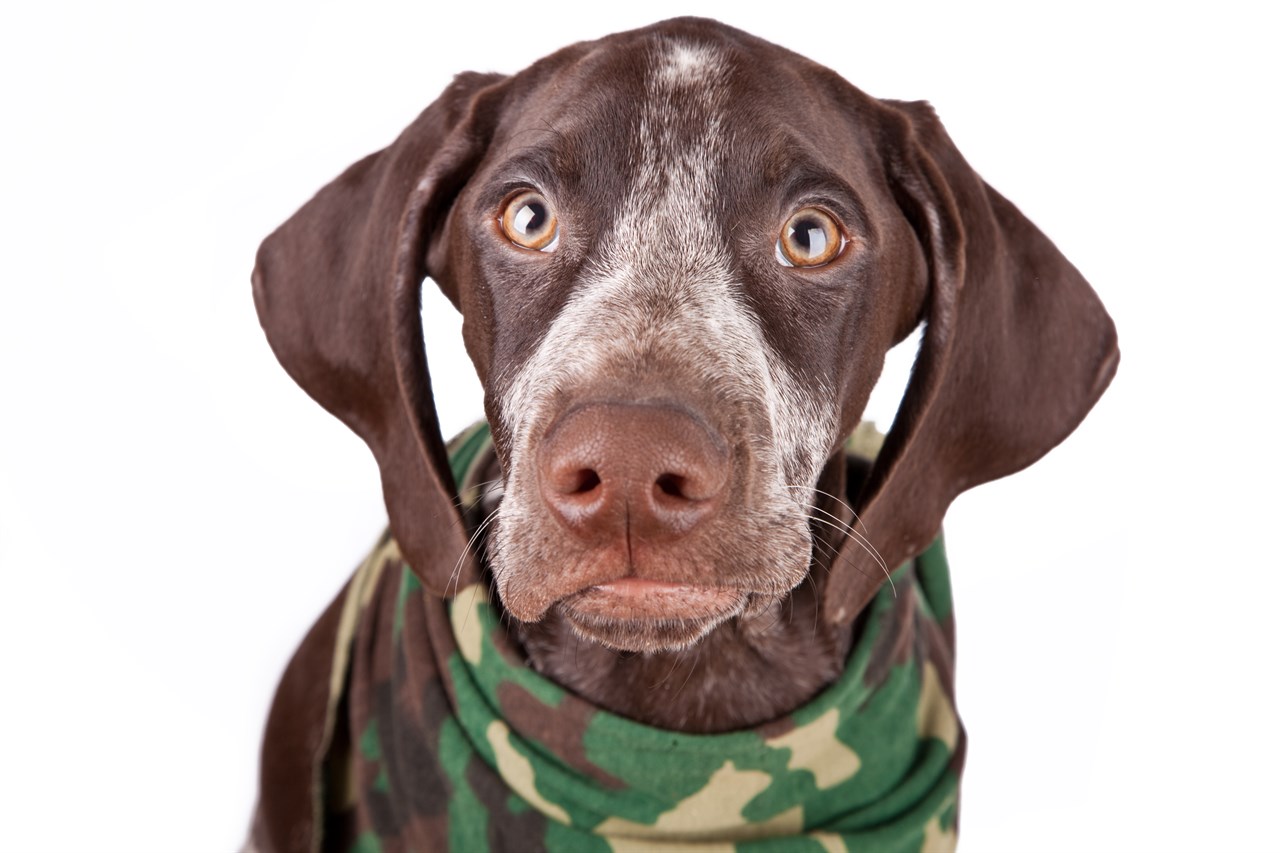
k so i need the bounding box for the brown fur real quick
[250,17,1117,846]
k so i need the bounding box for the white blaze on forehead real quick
[656,40,723,86]
[499,39,834,493]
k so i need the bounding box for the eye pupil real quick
[514,201,546,235]
[789,218,827,258]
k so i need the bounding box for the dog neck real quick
[483,450,861,733]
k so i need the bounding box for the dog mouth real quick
[555,578,751,652]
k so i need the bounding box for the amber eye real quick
[500,190,559,251]
[776,208,844,267]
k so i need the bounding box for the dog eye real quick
[776,208,844,268]
[500,190,559,252]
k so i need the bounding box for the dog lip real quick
[566,578,747,621]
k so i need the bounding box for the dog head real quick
[253,18,1117,654]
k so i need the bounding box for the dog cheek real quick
[487,504,570,623]
[485,515,528,619]
[488,511,560,623]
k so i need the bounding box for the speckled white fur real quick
[494,41,836,584]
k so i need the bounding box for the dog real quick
[248,17,1117,852]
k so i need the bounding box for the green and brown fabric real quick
[310,423,964,852]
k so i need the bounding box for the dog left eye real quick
[500,190,559,252]
[776,208,844,268]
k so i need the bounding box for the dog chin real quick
[557,607,739,653]
[555,584,750,653]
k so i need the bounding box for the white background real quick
[2,2,1276,850]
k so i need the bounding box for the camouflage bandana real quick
[317,423,964,852]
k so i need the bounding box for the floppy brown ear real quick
[252,71,508,598]
[824,100,1120,625]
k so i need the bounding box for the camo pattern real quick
[315,422,964,852]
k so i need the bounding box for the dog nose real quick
[537,402,730,543]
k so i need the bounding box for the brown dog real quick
[249,17,1116,851]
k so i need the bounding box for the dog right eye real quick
[499,190,559,252]
[776,207,845,268]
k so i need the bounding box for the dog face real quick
[253,18,1117,655]
[432,33,927,652]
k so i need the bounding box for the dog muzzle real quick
[311,423,963,852]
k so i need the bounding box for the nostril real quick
[655,473,686,499]
[538,402,730,541]
[567,468,602,495]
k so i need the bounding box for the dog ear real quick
[252,72,508,598]
[824,100,1119,625]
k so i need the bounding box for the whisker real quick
[488,575,511,634]
[649,649,685,691]
[805,571,820,640]
[447,478,503,511]
[808,531,840,561]
[807,507,890,577]
[801,500,855,532]
[783,484,891,575]
[803,513,895,596]
[674,645,701,697]
[802,511,887,571]
[448,506,501,600]
[461,581,484,636]
[753,592,789,635]
[783,484,866,532]
[788,492,890,574]
[808,486,863,526]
